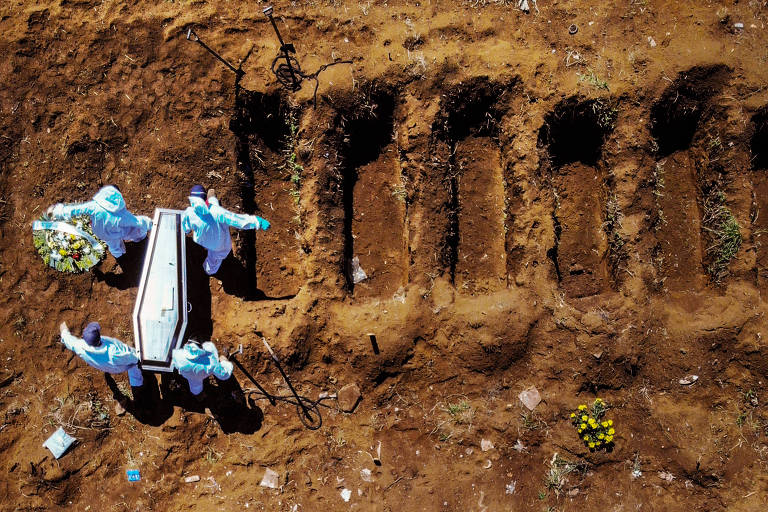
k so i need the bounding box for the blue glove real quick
[259,218,270,231]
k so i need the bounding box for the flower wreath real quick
[32,215,106,273]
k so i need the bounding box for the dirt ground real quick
[1,0,768,510]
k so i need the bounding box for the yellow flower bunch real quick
[570,398,616,452]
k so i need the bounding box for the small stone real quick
[260,468,279,489]
[518,386,541,411]
[337,384,362,413]
[592,351,603,360]
[480,439,494,452]
[360,468,373,482]
[184,475,200,483]
[114,402,126,416]
[567,488,579,497]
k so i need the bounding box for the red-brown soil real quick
[2,1,768,511]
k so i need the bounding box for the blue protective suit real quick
[61,328,144,387]
[181,196,270,275]
[51,186,152,258]
[171,341,233,395]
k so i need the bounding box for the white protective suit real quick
[171,341,233,395]
[181,196,269,275]
[50,186,152,258]
[60,327,144,387]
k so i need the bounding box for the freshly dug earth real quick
[1,1,768,511]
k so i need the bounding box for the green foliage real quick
[578,70,609,91]
[703,192,742,283]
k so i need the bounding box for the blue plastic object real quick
[126,469,141,481]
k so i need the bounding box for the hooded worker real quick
[181,185,270,275]
[171,341,233,396]
[48,185,152,258]
[59,321,144,388]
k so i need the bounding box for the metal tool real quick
[227,344,276,406]
[263,6,302,91]
[186,27,245,77]
[261,337,321,429]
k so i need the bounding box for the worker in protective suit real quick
[59,321,144,388]
[48,185,152,258]
[181,185,270,275]
[172,341,233,397]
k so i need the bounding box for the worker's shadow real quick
[160,373,263,434]
[92,239,148,290]
[105,372,173,426]
[216,252,294,301]
[185,240,213,339]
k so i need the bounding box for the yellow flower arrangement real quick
[570,398,616,452]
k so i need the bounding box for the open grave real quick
[539,97,616,297]
[649,65,730,290]
[229,89,303,299]
[433,78,511,294]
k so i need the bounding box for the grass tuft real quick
[703,191,742,283]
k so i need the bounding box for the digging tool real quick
[263,6,301,91]
[227,344,276,406]
[261,337,321,429]
[186,28,245,77]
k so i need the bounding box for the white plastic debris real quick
[513,439,526,452]
[43,427,76,459]
[519,386,541,411]
[351,257,367,284]
[360,468,374,482]
[340,488,352,502]
[260,468,279,489]
[734,22,744,30]
[483,460,492,469]
[678,375,698,385]
[631,468,643,479]
[658,471,675,482]
[184,475,200,483]
[505,481,517,495]
[517,0,529,12]
[647,36,657,48]
[480,439,494,452]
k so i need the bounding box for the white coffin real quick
[132,208,188,372]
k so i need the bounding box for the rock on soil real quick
[518,386,541,411]
[337,383,362,412]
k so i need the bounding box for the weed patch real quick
[703,191,742,283]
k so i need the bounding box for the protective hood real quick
[181,342,211,362]
[93,186,127,213]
